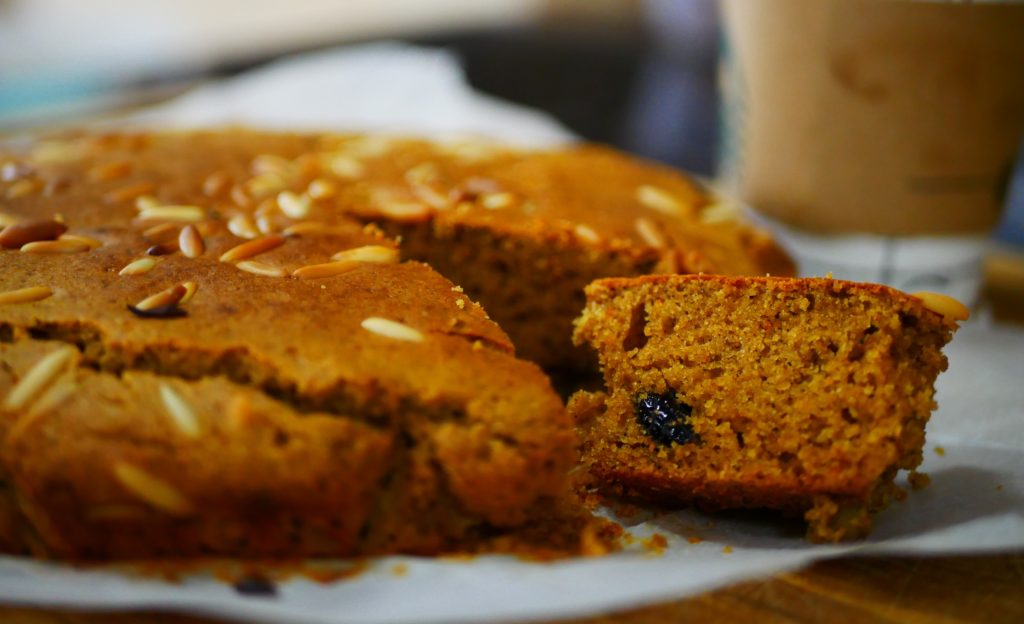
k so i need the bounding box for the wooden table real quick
[2,554,1022,623]
[4,255,1023,624]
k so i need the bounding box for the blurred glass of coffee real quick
[718,0,1024,303]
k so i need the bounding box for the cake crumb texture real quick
[571,274,956,541]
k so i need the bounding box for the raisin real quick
[634,392,698,446]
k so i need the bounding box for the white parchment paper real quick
[2,44,1022,623]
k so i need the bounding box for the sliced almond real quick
[227,214,260,240]
[574,224,602,245]
[278,191,312,219]
[635,217,667,249]
[331,245,399,264]
[2,346,77,411]
[202,171,230,197]
[636,185,682,215]
[411,184,450,210]
[136,205,206,223]
[119,257,158,276]
[245,173,287,198]
[219,234,285,263]
[0,219,67,249]
[104,182,156,204]
[0,286,53,305]
[159,384,200,438]
[372,200,431,222]
[180,281,198,304]
[480,192,515,210]
[292,260,360,279]
[58,234,102,249]
[237,260,287,277]
[913,292,970,324]
[178,225,205,259]
[134,284,187,311]
[360,317,425,343]
[20,240,90,254]
[112,462,194,516]
[134,195,160,211]
[327,154,366,178]
[307,178,337,200]
[404,162,440,186]
[251,154,292,175]
[141,222,179,244]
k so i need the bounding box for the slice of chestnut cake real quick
[570,274,964,541]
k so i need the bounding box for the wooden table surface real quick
[3,253,1023,624]
[2,554,1022,624]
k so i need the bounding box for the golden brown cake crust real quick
[0,132,584,560]
[1,131,792,373]
[571,274,956,541]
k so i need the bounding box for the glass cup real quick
[718,0,1024,303]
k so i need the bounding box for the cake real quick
[2,131,792,375]
[0,137,596,559]
[570,274,965,541]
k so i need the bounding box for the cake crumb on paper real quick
[642,533,668,555]
[909,471,931,490]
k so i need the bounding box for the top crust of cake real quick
[0,131,790,274]
[3,131,793,374]
[580,274,956,323]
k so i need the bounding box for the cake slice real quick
[570,275,965,541]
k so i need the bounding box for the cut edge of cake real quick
[570,274,964,541]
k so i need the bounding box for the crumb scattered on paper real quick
[642,534,668,555]
[909,471,931,490]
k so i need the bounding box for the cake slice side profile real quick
[571,275,962,541]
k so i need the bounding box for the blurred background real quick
[1,0,1021,311]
